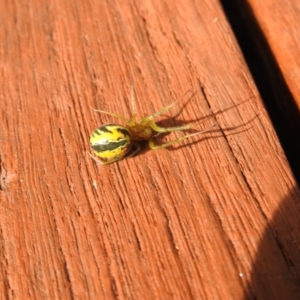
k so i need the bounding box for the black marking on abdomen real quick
[92,139,130,152]
[117,127,131,138]
[97,125,113,134]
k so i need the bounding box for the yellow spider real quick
[90,87,213,165]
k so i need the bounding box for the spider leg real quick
[93,108,129,123]
[148,125,216,150]
[148,121,192,133]
[126,142,141,158]
[89,153,122,165]
[130,86,137,122]
[143,90,193,120]
[143,101,179,121]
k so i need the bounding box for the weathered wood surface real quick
[0,0,299,299]
[248,0,300,111]
[222,0,300,189]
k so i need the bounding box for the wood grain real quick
[221,0,300,191]
[0,0,299,299]
[248,0,300,110]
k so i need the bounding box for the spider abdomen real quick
[90,124,132,163]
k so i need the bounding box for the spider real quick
[90,87,213,165]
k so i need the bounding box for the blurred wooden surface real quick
[0,0,299,299]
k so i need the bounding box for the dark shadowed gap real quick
[219,0,300,185]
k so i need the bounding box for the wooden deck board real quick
[248,0,300,110]
[0,0,299,299]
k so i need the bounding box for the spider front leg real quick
[143,90,193,120]
[148,126,216,150]
[147,121,192,134]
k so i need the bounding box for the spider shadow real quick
[154,114,257,152]
[169,91,255,126]
[129,103,258,158]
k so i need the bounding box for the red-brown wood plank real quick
[249,0,300,110]
[0,0,299,299]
